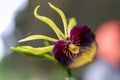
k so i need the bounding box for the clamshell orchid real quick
[11,2,97,69]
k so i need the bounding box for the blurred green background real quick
[0,0,120,80]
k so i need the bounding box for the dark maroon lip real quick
[53,25,95,67]
[70,25,95,46]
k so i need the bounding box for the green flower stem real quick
[42,54,75,80]
[66,68,72,78]
[57,63,72,78]
[42,54,56,62]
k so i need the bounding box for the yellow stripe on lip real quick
[68,41,97,69]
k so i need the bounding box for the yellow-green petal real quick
[18,35,58,42]
[11,45,54,57]
[34,5,65,40]
[48,2,68,38]
[68,18,77,37]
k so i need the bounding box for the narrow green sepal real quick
[18,35,58,42]
[48,2,68,37]
[68,18,77,37]
[11,45,54,57]
[34,5,65,40]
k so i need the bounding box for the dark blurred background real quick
[0,0,120,80]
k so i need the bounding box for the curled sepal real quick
[34,5,65,40]
[11,45,54,57]
[18,35,58,42]
[68,18,77,37]
[48,2,68,38]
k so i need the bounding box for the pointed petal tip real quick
[10,47,15,50]
[48,2,52,6]
[34,5,40,16]
[10,46,22,51]
[35,5,40,11]
[18,40,24,42]
[18,38,30,42]
[48,2,55,8]
[36,5,40,8]
[10,46,23,52]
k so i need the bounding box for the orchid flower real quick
[11,2,97,69]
